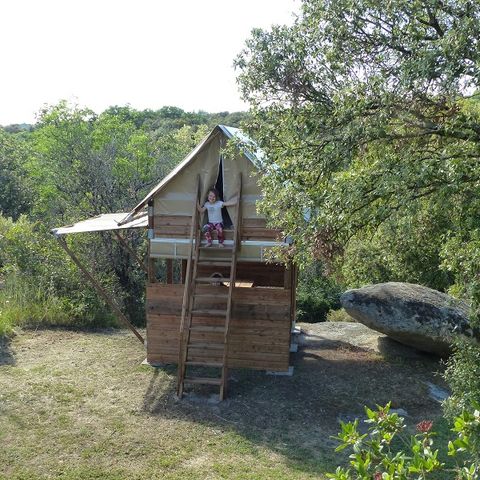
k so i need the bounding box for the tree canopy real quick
[0,102,248,327]
[236,0,480,298]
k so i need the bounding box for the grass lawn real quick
[0,327,448,479]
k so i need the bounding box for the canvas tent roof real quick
[119,124,263,225]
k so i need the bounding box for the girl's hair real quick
[207,187,220,199]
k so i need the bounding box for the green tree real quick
[236,0,480,412]
[0,129,32,219]
[236,0,480,280]
[26,102,164,322]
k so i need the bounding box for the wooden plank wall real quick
[146,283,291,371]
[154,215,281,241]
[197,262,285,287]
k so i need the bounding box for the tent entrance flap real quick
[214,154,233,228]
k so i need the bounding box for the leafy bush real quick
[296,262,342,323]
[444,341,480,423]
[0,215,118,334]
[329,403,479,480]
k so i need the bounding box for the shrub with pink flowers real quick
[328,403,479,480]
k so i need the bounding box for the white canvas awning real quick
[52,212,148,236]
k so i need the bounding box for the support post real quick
[166,259,173,284]
[181,260,187,284]
[55,236,145,346]
[147,200,156,283]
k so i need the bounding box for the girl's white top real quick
[204,200,224,224]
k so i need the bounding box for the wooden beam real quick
[112,231,148,274]
[147,199,156,283]
[56,236,145,346]
[181,260,187,284]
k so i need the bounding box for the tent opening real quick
[215,155,233,228]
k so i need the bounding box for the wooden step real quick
[195,276,232,283]
[191,309,227,316]
[185,361,223,368]
[196,260,232,267]
[184,377,222,385]
[194,293,229,299]
[189,325,226,333]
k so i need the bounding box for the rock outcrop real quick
[340,282,477,356]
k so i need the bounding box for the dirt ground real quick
[0,322,448,430]
[0,322,449,479]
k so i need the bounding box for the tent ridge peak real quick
[119,124,261,225]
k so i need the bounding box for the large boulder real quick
[340,282,478,356]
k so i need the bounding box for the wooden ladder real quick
[177,175,242,400]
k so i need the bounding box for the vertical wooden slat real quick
[284,263,292,290]
[181,260,187,284]
[166,259,173,284]
[220,173,242,400]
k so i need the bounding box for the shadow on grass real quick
[0,336,15,366]
[141,340,446,477]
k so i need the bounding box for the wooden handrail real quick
[177,175,201,396]
[220,173,242,399]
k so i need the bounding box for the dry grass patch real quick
[0,327,446,479]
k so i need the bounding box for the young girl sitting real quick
[197,188,236,247]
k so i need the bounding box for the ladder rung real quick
[194,293,229,299]
[191,309,227,316]
[195,258,234,263]
[190,325,226,333]
[195,276,232,283]
[196,260,232,266]
[185,361,223,368]
[184,377,222,385]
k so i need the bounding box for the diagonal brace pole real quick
[55,235,145,346]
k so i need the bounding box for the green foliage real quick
[103,105,248,133]
[236,0,480,275]
[444,341,480,423]
[340,204,454,291]
[329,403,479,479]
[326,309,354,323]
[236,0,480,419]
[297,262,342,322]
[0,274,73,334]
[0,102,245,333]
[0,128,32,219]
[0,214,117,333]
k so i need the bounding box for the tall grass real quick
[0,273,71,336]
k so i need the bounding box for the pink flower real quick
[374,472,382,480]
[416,420,433,433]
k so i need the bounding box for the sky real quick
[0,0,299,126]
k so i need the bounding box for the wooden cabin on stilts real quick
[53,125,297,401]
